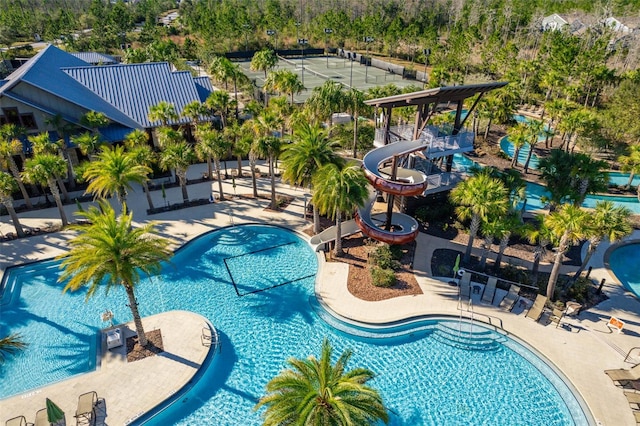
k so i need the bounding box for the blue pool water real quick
[608,243,640,299]
[608,171,640,188]
[1,225,589,425]
[499,137,540,169]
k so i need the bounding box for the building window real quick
[20,113,37,130]
[0,116,7,125]
[1,108,20,125]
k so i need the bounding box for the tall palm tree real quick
[538,149,578,211]
[265,70,304,106]
[28,132,70,203]
[159,140,195,203]
[80,110,110,136]
[312,162,369,256]
[71,132,102,157]
[124,130,157,211]
[281,123,343,233]
[251,110,283,209]
[572,201,632,280]
[0,171,25,237]
[492,213,521,272]
[22,153,69,227]
[343,88,368,158]
[195,125,231,201]
[619,144,640,189]
[507,123,528,168]
[45,114,77,189]
[148,101,179,127]
[225,119,246,177]
[544,204,589,300]
[209,55,235,91]
[255,338,388,425]
[206,90,235,128]
[250,48,278,79]
[522,119,544,173]
[58,202,171,347]
[450,174,508,263]
[84,145,152,209]
[0,126,32,208]
[570,153,608,206]
[305,80,345,126]
[524,215,555,285]
[181,100,208,127]
[0,333,27,364]
[240,120,260,198]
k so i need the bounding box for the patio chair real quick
[624,390,640,409]
[499,284,521,311]
[525,295,547,322]
[605,364,640,383]
[459,273,471,299]
[635,411,640,424]
[481,277,497,304]
[75,391,98,426]
[5,416,27,426]
[549,307,565,328]
[33,409,48,426]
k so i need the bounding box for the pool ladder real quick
[458,296,474,339]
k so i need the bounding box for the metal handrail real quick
[624,347,640,364]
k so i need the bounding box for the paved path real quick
[2,164,640,425]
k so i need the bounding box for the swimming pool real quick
[607,242,640,299]
[1,225,590,425]
[499,136,540,169]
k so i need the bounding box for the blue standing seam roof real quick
[63,62,206,128]
[70,52,118,65]
[194,76,213,102]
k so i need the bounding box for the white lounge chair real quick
[499,285,520,311]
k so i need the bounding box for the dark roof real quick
[364,82,509,108]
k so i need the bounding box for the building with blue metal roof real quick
[0,44,213,150]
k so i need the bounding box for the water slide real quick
[309,139,429,250]
[355,139,430,245]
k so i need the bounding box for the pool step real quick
[431,322,506,352]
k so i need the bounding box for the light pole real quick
[364,36,374,84]
[298,37,308,85]
[266,29,276,50]
[422,48,431,89]
[242,24,250,51]
[324,28,332,67]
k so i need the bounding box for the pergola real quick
[365,81,509,145]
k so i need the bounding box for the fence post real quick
[596,278,606,295]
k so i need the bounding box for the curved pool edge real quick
[314,252,599,424]
[0,310,214,425]
[603,239,640,299]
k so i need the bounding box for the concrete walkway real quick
[2,163,640,425]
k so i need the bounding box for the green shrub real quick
[389,244,404,260]
[371,266,396,287]
[370,244,400,270]
[415,202,454,223]
[565,277,592,303]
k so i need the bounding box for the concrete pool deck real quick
[1,163,640,425]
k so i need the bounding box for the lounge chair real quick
[34,409,48,426]
[481,277,497,304]
[525,295,547,321]
[635,411,640,424]
[75,391,98,426]
[499,284,521,311]
[606,364,640,383]
[549,307,565,328]
[625,391,640,409]
[5,416,27,426]
[459,273,471,299]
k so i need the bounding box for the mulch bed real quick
[126,329,164,363]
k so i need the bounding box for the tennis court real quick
[238,54,419,103]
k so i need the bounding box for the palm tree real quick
[450,174,509,263]
[22,153,69,227]
[507,123,528,168]
[253,136,282,210]
[160,140,195,203]
[206,90,235,128]
[281,123,343,233]
[544,204,589,300]
[58,202,171,347]
[255,338,388,425]
[45,114,77,189]
[195,125,231,201]
[240,120,260,198]
[522,119,544,173]
[305,80,345,126]
[225,119,246,177]
[524,215,555,285]
[0,333,27,364]
[572,201,632,280]
[493,213,521,272]
[71,132,102,158]
[0,126,32,208]
[209,55,235,91]
[84,145,152,209]
[538,149,579,211]
[28,132,71,203]
[124,130,157,211]
[344,88,368,158]
[312,162,369,256]
[148,101,179,126]
[250,48,278,79]
[619,144,640,189]
[0,171,25,237]
[570,153,608,206]
[265,70,304,105]
[181,100,208,127]
[80,110,110,135]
